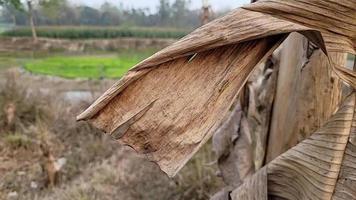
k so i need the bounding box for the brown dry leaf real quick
[243,0,356,89]
[79,35,285,177]
[333,99,356,199]
[231,94,356,200]
[212,101,255,187]
[230,167,267,200]
[333,65,356,89]
[78,0,356,177]
[77,8,311,122]
[243,0,356,54]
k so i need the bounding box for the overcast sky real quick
[71,0,250,11]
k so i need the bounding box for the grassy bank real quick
[2,26,188,39]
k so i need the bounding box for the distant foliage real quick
[0,0,22,9]
[2,26,188,39]
[0,0,204,29]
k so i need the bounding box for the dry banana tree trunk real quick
[211,2,279,197]
[265,34,346,162]
[212,52,279,195]
[212,32,347,200]
[78,0,356,198]
[230,93,356,199]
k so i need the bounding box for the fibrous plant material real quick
[78,36,286,177]
[265,34,346,163]
[243,0,356,54]
[212,100,255,188]
[4,102,16,131]
[333,113,356,199]
[230,94,356,200]
[213,34,348,198]
[78,0,356,178]
[212,57,279,190]
[230,167,267,200]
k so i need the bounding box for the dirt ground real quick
[0,37,175,54]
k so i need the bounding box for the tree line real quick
[0,0,222,29]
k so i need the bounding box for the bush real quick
[0,69,51,133]
[2,26,188,39]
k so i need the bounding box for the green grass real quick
[2,26,189,39]
[22,49,155,79]
[24,54,146,79]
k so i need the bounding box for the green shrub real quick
[2,26,188,39]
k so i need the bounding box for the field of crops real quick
[22,50,154,78]
[24,55,137,78]
[2,26,189,39]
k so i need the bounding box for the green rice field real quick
[23,53,147,79]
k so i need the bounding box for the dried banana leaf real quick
[231,94,356,200]
[244,0,356,54]
[79,36,285,177]
[78,0,356,177]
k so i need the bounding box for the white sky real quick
[71,0,250,11]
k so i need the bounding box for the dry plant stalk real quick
[38,124,63,188]
[4,103,16,131]
[265,34,346,163]
[40,142,59,188]
[78,0,356,188]
[211,57,279,189]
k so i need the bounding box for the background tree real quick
[157,0,171,26]
[172,0,190,27]
[100,2,121,26]
[26,0,37,41]
[79,6,101,26]
[0,0,65,42]
[0,3,21,25]
[0,0,22,26]
[39,0,66,25]
[0,0,21,9]
[1,0,206,29]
